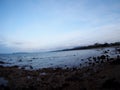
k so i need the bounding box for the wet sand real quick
[0,56,120,90]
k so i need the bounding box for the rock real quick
[0,61,5,64]
[100,55,106,60]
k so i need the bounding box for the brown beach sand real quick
[0,57,120,90]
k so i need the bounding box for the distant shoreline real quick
[54,42,120,52]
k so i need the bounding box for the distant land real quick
[54,42,120,52]
[5,42,120,54]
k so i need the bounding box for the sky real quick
[0,0,120,53]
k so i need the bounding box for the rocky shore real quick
[0,55,120,90]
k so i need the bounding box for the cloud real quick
[0,22,120,53]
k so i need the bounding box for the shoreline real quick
[0,57,120,90]
[0,46,120,90]
[0,46,120,70]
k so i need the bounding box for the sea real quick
[0,47,118,70]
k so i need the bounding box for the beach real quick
[0,58,120,90]
[0,47,120,90]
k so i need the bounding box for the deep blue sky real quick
[0,0,120,53]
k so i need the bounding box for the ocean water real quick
[0,47,118,70]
